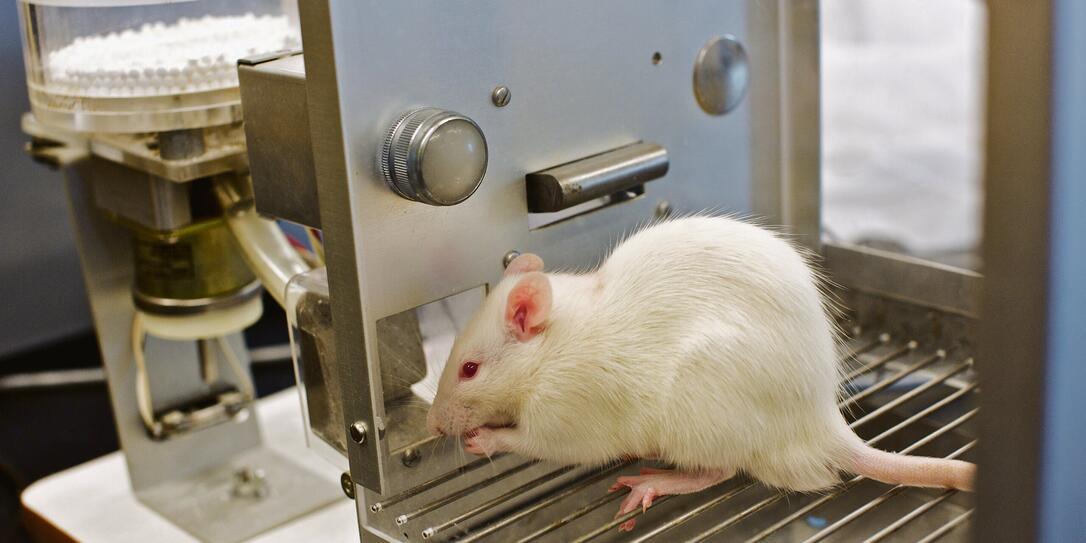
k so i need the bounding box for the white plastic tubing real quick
[224,207,310,308]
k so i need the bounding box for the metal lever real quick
[525,141,668,213]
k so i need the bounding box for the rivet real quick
[402,448,421,468]
[655,200,673,219]
[349,421,368,444]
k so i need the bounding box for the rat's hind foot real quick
[608,467,733,532]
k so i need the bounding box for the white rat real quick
[426,216,974,531]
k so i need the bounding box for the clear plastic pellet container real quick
[18,0,300,133]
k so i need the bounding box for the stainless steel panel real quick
[977,1,1086,541]
[238,52,321,228]
[304,0,760,497]
[87,157,192,231]
[824,242,984,319]
[748,0,821,249]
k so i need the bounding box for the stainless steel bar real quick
[915,509,974,543]
[687,490,785,543]
[843,334,888,361]
[571,495,677,542]
[842,341,916,383]
[463,462,632,543]
[370,454,508,512]
[198,339,218,384]
[866,382,978,447]
[840,351,944,409]
[896,410,978,456]
[691,407,978,542]
[421,466,576,539]
[861,489,956,543]
[627,482,759,543]
[742,487,840,543]
[394,461,538,525]
[800,441,976,543]
[850,359,974,430]
[517,486,627,543]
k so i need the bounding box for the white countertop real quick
[21,388,360,543]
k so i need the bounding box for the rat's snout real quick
[426,403,445,436]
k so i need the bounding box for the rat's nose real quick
[426,412,445,436]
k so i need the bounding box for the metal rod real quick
[627,482,759,543]
[840,351,944,409]
[518,488,626,543]
[895,410,977,456]
[915,509,974,543]
[801,441,976,543]
[843,334,888,361]
[862,489,957,543]
[198,338,218,384]
[743,488,840,543]
[842,341,915,382]
[866,382,978,447]
[850,359,974,430]
[422,466,576,538]
[394,461,537,525]
[693,407,978,542]
[371,454,508,512]
[460,462,632,543]
[571,495,677,542]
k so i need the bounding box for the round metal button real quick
[693,36,750,116]
[380,107,488,206]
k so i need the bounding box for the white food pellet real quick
[44,13,300,98]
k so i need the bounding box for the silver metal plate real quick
[308,0,756,497]
[298,12,820,541]
[138,447,340,543]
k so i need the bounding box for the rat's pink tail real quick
[848,443,975,491]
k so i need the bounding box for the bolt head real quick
[402,447,421,468]
[655,200,672,219]
[502,250,522,269]
[491,85,511,107]
[349,421,368,444]
[340,472,355,500]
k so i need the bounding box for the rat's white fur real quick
[428,216,974,492]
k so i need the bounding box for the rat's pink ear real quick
[503,253,544,277]
[505,272,552,342]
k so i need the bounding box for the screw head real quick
[349,421,368,444]
[502,250,522,269]
[491,85,511,107]
[402,447,421,468]
[655,200,672,219]
[340,472,356,500]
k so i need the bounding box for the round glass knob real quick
[380,108,488,206]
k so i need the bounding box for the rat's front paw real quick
[463,428,509,456]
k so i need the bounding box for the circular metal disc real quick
[693,36,750,116]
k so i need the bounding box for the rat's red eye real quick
[459,361,480,380]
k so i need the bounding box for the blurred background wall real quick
[0,6,90,359]
[822,0,986,270]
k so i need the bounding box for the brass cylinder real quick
[131,218,258,314]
